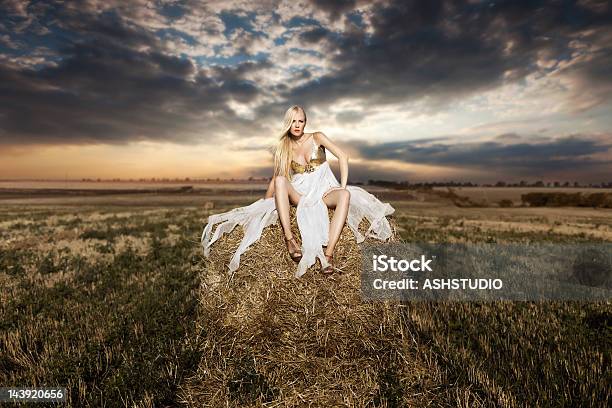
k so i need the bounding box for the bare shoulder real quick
[313,131,328,143]
[313,131,347,159]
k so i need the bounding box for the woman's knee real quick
[340,189,351,203]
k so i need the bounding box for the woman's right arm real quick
[264,176,275,198]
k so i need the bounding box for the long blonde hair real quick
[273,105,307,181]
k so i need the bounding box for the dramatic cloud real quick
[1,0,611,182]
[283,0,612,112]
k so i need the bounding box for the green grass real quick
[1,209,203,407]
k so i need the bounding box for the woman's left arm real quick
[315,131,349,188]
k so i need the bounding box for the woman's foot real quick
[321,252,340,275]
[285,235,302,262]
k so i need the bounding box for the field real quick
[1,185,610,407]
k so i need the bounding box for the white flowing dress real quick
[201,138,395,278]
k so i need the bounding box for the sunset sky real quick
[1,0,611,183]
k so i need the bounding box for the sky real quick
[1,0,611,183]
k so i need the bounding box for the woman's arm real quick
[264,176,275,198]
[315,131,349,188]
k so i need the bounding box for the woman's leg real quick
[273,176,302,239]
[322,188,351,255]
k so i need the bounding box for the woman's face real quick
[290,109,306,137]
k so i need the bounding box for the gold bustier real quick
[291,142,326,174]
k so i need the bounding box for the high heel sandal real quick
[321,253,343,274]
[285,235,302,262]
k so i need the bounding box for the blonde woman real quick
[202,105,395,278]
[264,105,352,274]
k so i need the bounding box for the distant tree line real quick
[521,192,612,208]
[367,180,612,189]
[80,176,271,183]
[75,177,612,188]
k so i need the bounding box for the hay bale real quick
[182,207,434,406]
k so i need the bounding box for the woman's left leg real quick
[322,188,351,256]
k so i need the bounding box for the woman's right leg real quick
[273,175,302,239]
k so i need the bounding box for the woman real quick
[201,105,395,278]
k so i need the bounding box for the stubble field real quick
[1,186,610,407]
